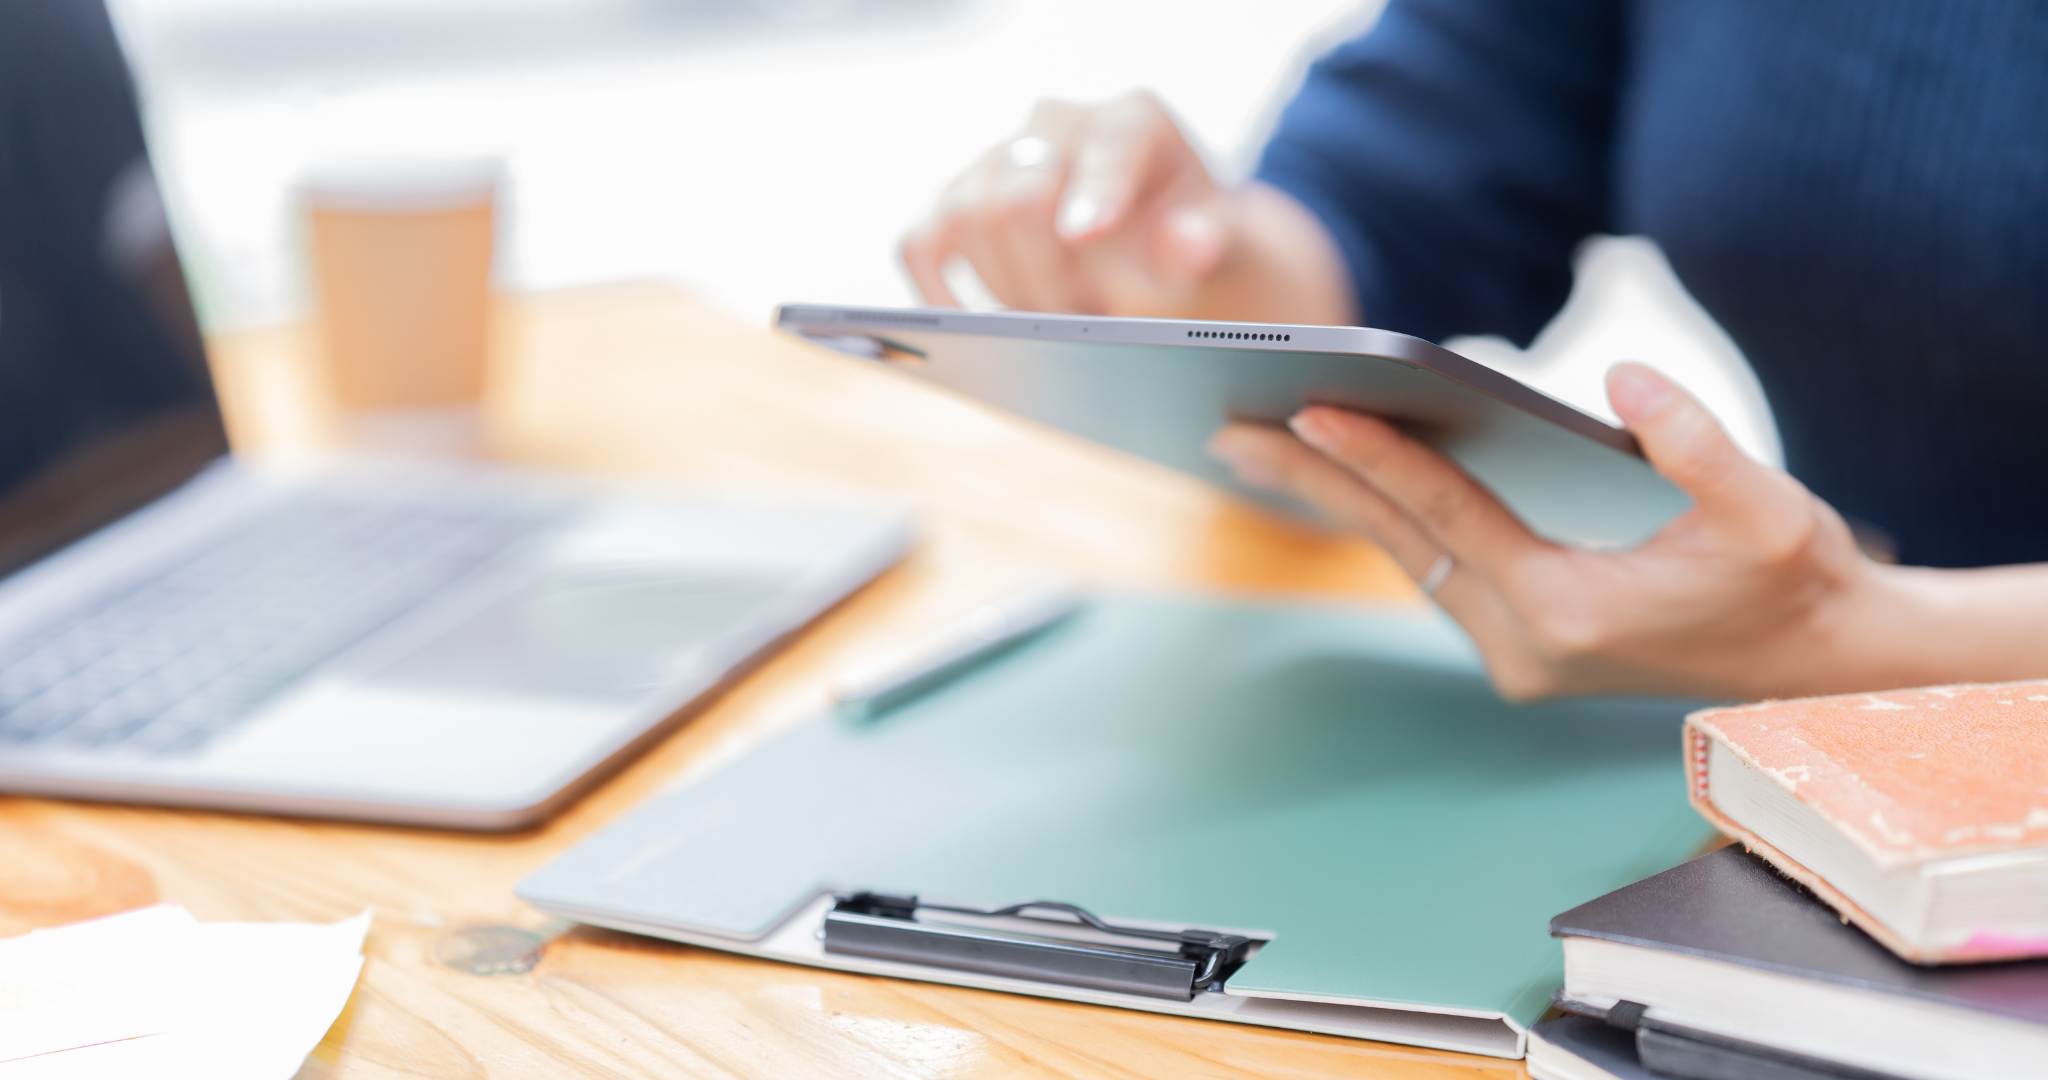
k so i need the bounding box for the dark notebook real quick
[1550,847,2048,1026]
[1534,1011,1905,1080]
[1529,1016,1654,1080]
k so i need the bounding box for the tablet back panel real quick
[776,306,1692,549]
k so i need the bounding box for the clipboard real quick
[773,305,1692,550]
[518,594,1714,1058]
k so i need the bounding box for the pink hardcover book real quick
[1685,681,2048,964]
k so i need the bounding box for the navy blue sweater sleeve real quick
[1255,0,1622,344]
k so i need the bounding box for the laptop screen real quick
[0,0,231,582]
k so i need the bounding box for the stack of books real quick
[1527,681,2048,1080]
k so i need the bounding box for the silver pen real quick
[831,578,1083,718]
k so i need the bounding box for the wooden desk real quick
[0,283,1526,1079]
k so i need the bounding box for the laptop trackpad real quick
[368,569,793,700]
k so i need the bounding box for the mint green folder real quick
[518,595,1713,1058]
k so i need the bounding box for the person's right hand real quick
[901,92,1226,316]
[901,92,1354,324]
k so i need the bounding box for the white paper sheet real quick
[0,905,369,1080]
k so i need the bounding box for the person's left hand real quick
[1207,363,1905,701]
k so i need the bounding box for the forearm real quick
[1193,182,1357,326]
[1827,562,2048,692]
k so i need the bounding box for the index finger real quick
[901,159,1001,307]
[903,104,1081,308]
[1287,406,1551,575]
[900,218,964,307]
[1055,92,1181,241]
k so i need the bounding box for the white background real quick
[108,0,1780,463]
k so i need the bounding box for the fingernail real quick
[1207,439,1274,487]
[1220,454,1269,487]
[1056,192,1101,238]
[1232,462,1277,488]
[1607,364,1674,421]
[1221,455,1277,488]
[1168,204,1219,245]
[1287,410,1333,452]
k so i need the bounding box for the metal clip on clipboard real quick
[822,892,1257,1001]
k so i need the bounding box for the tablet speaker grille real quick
[1187,330,1289,342]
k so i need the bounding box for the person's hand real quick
[901,92,1354,324]
[1207,363,1922,701]
[901,92,1217,315]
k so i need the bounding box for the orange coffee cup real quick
[302,156,500,410]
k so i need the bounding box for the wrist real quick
[1804,561,1941,693]
[1812,561,2048,693]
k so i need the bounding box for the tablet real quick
[775,305,1690,549]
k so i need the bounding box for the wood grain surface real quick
[0,283,1534,1079]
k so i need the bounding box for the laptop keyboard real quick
[0,492,558,756]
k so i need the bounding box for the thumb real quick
[1607,363,1803,535]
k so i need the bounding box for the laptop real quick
[0,0,911,829]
